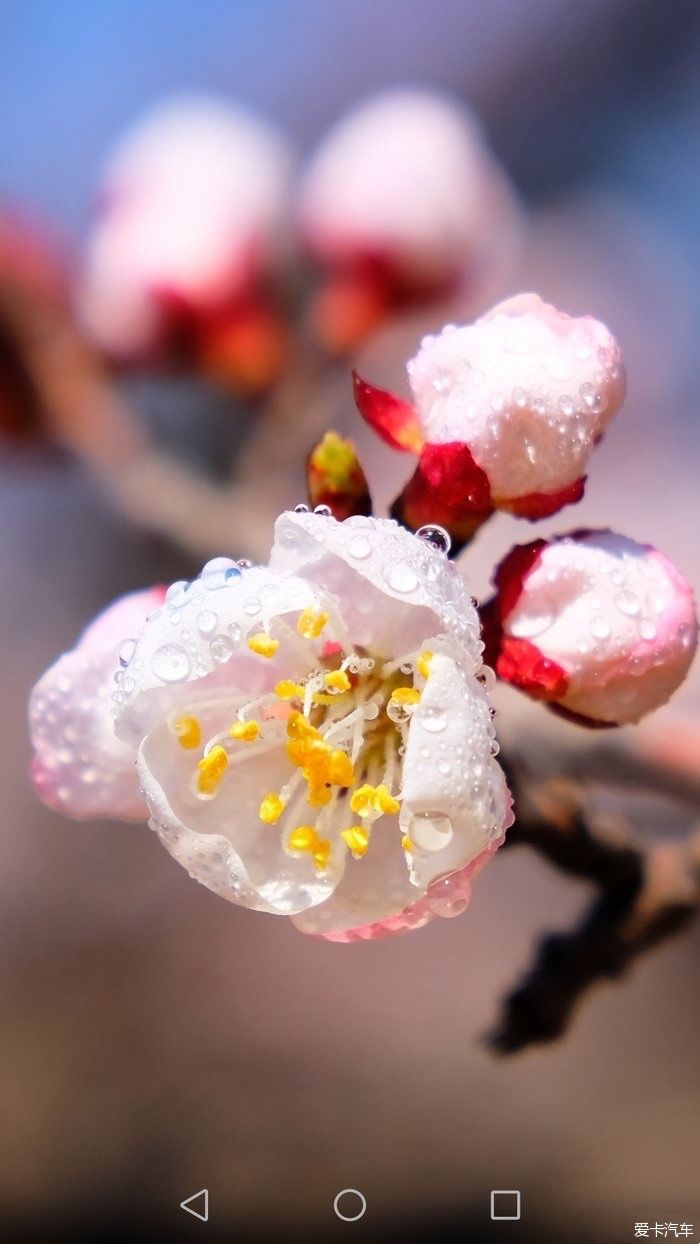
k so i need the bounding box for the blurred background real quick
[1,1,700,1240]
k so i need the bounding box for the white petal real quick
[269,511,482,661]
[29,587,164,821]
[137,698,342,914]
[400,647,512,891]
[115,564,327,746]
[290,812,418,937]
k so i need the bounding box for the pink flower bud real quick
[78,96,292,382]
[406,293,626,517]
[484,531,697,726]
[297,90,518,351]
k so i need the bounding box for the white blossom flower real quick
[30,514,512,940]
[484,531,698,725]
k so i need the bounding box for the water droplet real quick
[313,503,332,517]
[197,610,218,636]
[591,617,611,640]
[293,503,310,513]
[243,597,261,616]
[415,524,451,556]
[438,760,451,776]
[509,608,553,640]
[638,618,657,641]
[410,811,454,852]
[347,536,372,560]
[385,562,419,594]
[165,581,189,609]
[151,644,191,683]
[118,639,136,667]
[210,635,234,663]
[616,590,640,617]
[420,705,447,734]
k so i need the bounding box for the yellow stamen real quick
[389,687,421,707]
[247,632,280,659]
[312,838,332,871]
[229,719,261,742]
[417,650,433,680]
[375,784,400,815]
[288,826,317,852]
[324,669,351,693]
[341,825,370,857]
[287,711,319,741]
[196,744,229,795]
[307,783,332,807]
[297,607,329,640]
[349,783,400,817]
[328,749,355,787]
[259,792,285,824]
[275,679,304,700]
[401,835,413,853]
[174,715,202,750]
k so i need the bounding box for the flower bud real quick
[297,89,518,351]
[483,531,697,726]
[78,95,292,388]
[306,431,372,520]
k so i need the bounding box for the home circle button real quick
[333,1188,367,1222]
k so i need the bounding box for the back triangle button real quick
[180,1188,209,1222]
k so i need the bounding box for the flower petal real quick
[29,587,164,820]
[269,511,482,661]
[400,647,512,892]
[114,564,326,746]
[352,371,424,453]
[138,699,343,914]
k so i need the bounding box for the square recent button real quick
[490,1190,521,1221]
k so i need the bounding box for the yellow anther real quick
[349,784,377,818]
[288,826,318,852]
[287,711,319,741]
[312,838,332,871]
[259,792,285,824]
[247,632,280,659]
[417,650,434,680]
[275,679,304,700]
[196,744,229,795]
[324,669,351,693]
[328,749,355,787]
[401,835,413,854]
[349,783,400,818]
[174,715,202,750]
[229,719,261,742]
[297,607,329,640]
[341,825,370,858]
[307,783,332,807]
[375,784,401,815]
[389,687,421,707]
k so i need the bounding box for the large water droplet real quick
[410,811,454,852]
[347,536,372,560]
[210,635,235,663]
[420,705,447,734]
[151,644,191,683]
[385,562,419,594]
[415,524,451,556]
[509,608,553,640]
[118,638,136,667]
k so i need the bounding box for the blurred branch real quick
[488,750,700,1055]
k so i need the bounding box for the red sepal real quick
[352,371,424,454]
[392,441,494,554]
[496,636,569,701]
[492,539,547,623]
[499,476,586,520]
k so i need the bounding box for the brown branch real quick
[488,750,700,1055]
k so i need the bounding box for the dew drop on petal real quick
[591,617,611,640]
[638,618,657,641]
[210,635,235,663]
[151,644,191,683]
[415,524,452,556]
[118,639,136,667]
[616,590,640,616]
[410,811,454,852]
[197,610,218,636]
[420,706,447,734]
[385,562,419,594]
[243,597,261,616]
[347,536,372,560]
